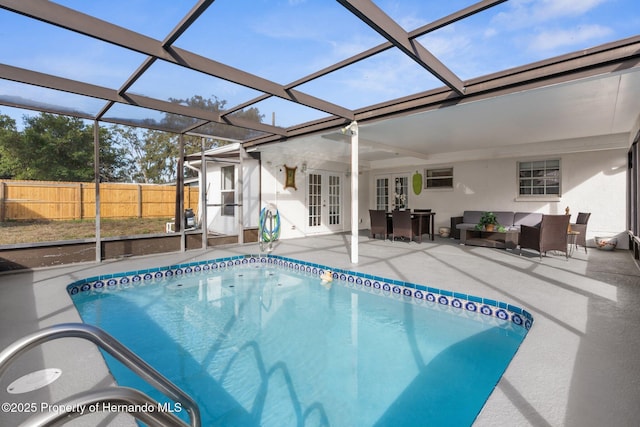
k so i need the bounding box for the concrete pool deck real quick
[1,233,639,426]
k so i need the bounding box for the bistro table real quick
[386,210,436,242]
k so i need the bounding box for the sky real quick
[1,0,639,131]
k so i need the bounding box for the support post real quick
[93,120,101,262]
[348,121,359,264]
[238,145,245,244]
[176,134,185,251]
[200,138,208,249]
[137,184,143,218]
[76,183,82,220]
[1,181,7,222]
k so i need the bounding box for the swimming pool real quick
[68,254,533,426]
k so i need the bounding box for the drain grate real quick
[7,368,62,394]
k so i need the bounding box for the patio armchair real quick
[570,212,591,253]
[369,209,388,239]
[519,214,571,259]
[392,210,419,242]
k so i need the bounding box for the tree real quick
[0,95,265,184]
[115,95,265,183]
[0,112,129,182]
[109,125,151,183]
[0,113,21,179]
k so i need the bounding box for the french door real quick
[307,171,343,233]
[375,174,409,211]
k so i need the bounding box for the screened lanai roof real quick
[1,0,640,154]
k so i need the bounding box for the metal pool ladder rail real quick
[0,323,201,427]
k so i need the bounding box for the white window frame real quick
[424,167,453,189]
[517,159,561,198]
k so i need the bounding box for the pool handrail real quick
[0,322,201,427]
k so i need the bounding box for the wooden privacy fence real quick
[0,180,198,221]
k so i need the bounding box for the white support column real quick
[178,134,185,252]
[93,120,101,263]
[347,121,359,264]
[200,137,208,249]
[238,145,245,244]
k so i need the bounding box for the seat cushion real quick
[494,211,515,227]
[514,212,542,227]
[462,211,483,224]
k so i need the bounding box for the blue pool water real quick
[69,256,530,426]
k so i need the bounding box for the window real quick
[518,160,560,196]
[221,166,235,216]
[424,167,453,189]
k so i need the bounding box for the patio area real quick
[1,233,639,426]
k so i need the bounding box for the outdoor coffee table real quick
[460,227,519,249]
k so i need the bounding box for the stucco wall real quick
[257,146,627,248]
[259,151,372,240]
[369,149,628,249]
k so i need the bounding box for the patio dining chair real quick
[519,214,571,259]
[570,212,591,253]
[392,210,418,242]
[369,209,388,239]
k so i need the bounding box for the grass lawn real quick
[0,218,172,245]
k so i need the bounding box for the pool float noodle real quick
[259,205,281,244]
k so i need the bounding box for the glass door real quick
[393,175,409,210]
[308,172,322,228]
[328,174,341,226]
[375,177,389,211]
[307,171,343,233]
[375,174,409,210]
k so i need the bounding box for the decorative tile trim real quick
[66,254,534,331]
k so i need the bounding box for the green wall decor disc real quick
[412,172,422,195]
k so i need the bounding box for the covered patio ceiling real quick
[1,0,640,163]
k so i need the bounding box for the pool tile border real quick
[66,254,534,331]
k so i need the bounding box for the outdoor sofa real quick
[453,210,543,248]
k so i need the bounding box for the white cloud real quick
[529,24,613,51]
[492,0,608,30]
[421,34,471,59]
[536,0,608,19]
[397,14,425,32]
[484,28,498,38]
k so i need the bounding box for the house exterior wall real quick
[369,148,628,249]
[258,151,370,240]
[255,143,626,248]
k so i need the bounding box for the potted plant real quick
[476,211,499,232]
